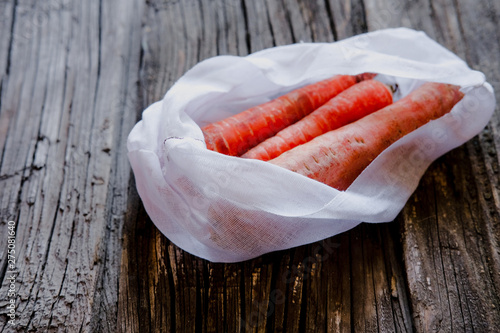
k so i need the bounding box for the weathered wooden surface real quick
[0,0,499,332]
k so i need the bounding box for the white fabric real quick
[127,28,495,262]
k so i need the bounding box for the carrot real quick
[202,74,374,156]
[268,82,464,191]
[241,80,393,161]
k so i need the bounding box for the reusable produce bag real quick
[127,27,495,262]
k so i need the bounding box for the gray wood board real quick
[0,0,499,332]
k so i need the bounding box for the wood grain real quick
[0,0,499,332]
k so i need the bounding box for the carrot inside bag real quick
[201,73,374,156]
[268,82,465,191]
[241,79,394,161]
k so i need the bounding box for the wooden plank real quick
[380,223,414,333]
[120,1,254,332]
[0,0,143,331]
[240,0,275,52]
[242,256,273,332]
[0,0,86,330]
[327,0,368,39]
[325,233,351,333]
[401,149,500,332]
[0,0,15,152]
[116,193,143,333]
[280,0,335,43]
[456,0,500,319]
[302,243,328,332]
[362,0,500,332]
[302,237,343,332]
[169,246,202,332]
[351,224,402,332]
[1,0,499,332]
[281,247,307,333]
[224,262,244,332]
[263,251,291,332]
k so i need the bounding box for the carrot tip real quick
[355,73,378,82]
[389,83,399,94]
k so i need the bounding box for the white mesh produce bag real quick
[127,27,495,262]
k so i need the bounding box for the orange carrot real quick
[202,74,373,156]
[241,80,393,161]
[269,82,464,191]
